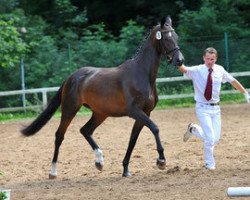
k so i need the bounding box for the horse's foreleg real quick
[122,120,144,177]
[80,113,106,171]
[129,108,166,171]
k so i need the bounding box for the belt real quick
[206,103,219,106]
[197,102,220,106]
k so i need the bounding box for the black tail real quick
[21,83,64,136]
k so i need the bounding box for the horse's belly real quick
[82,93,127,116]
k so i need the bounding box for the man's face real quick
[203,53,217,68]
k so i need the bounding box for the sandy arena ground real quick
[0,103,249,200]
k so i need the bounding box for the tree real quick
[178,0,250,37]
[177,0,250,86]
[0,15,27,68]
[119,20,145,59]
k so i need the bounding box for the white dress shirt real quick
[184,64,235,103]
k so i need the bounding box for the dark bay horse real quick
[21,16,184,178]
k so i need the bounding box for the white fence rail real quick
[1,71,250,112]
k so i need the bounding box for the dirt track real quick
[0,104,249,200]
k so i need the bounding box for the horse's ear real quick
[166,16,172,26]
[161,16,172,28]
[160,17,166,28]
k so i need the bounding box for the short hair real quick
[203,47,218,57]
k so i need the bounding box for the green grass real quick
[0,111,38,122]
[0,93,246,122]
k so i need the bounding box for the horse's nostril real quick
[175,59,184,67]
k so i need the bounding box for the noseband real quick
[166,46,180,56]
[160,41,181,63]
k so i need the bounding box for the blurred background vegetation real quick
[0,0,250,111]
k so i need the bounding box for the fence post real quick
[68,43,72,69]
[42,90,47,110]
[20,57,26,112]
[224,32,230,71]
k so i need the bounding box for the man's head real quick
[203,47,217,69]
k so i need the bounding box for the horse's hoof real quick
[156,159,166,170]
[49,173,57,179]
[122,171,132,177]
[95,162,103,171]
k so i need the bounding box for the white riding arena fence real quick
[0,71,250,112]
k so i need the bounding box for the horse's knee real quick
[151,125,159,136]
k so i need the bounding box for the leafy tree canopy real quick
[178,0,250,38]
[0,9,28,68]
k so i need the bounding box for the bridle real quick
[158,27,181,62]
[165,47,181,63]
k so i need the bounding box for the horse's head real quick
[152,16,184,67]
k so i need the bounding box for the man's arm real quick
[230,79,249,103]
[231,79,248,94]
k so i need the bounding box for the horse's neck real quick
[134,40,161,83]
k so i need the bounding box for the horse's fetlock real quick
[158,148,164,155]
[122,159,129,167]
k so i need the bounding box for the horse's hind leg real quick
[49,106,80,179]
[80,112,106,171]
[122,120,144,177]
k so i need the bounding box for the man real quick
[178,47,250,170]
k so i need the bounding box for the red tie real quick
[204,68,213,101]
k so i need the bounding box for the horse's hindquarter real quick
[78,67,127,116]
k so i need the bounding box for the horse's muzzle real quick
[173,50,184,67]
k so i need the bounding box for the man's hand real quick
[244,92,250,103]
[177,64,187,73]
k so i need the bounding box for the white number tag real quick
[156,31,162,40]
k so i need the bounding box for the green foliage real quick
[0,15,28,68]
[74,21,144,68]
[119,20,145,58]
[0,0,18,13]
[0,191,8,200]
[53,0,82,29]
[178,6,218,37]
[75,23,125,67]
[178,0,250,38]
